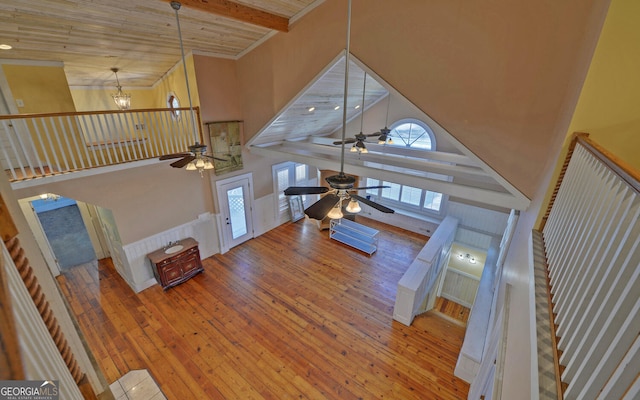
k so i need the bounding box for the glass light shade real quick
[195,158,205,168]
[185,161,197,171]
[204,160,214,170]
[360,147,368,154]
[327,206,343,219]
[350,146,358,153]
[345,199,361,213]
[112,88,131,110]
[387,138,394,145]
[378,139,386,145]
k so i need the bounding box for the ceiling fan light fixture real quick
[350,145,358,153]
[346,198,361,213]
[195,158,205,168]
[204,160,214,170]
[185,161,197,171]
[327,204,344,219]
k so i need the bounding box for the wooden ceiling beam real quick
[170,0,289,32]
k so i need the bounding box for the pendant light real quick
[110,68,131,110]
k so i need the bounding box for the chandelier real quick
[110,67,131,110]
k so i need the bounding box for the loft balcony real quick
[0,107,202,188]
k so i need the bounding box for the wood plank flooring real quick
[434,297,471,325]
[56,217,470,399]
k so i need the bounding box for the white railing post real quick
[0,108,201,182]
[541,137,640,399]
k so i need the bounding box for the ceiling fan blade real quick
[350,194,395,213]
[305,194,340,220]
[351,185,391,190]
[159,153,191,160]
[333,139,357,145]
[284,186,330,196]
[170,155,195,168]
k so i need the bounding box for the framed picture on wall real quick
[288,196,305,222]
[206,120,243,175]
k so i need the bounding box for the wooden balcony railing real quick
[538,134,640,399]
[0,107,202,182]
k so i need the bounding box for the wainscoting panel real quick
[253,193,279,236]
[122,212,219,292]
[441,268,481,308]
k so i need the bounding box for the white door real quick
[216,173,254,252]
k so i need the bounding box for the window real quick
[273,162,317,222]
[387,119,435,150]
[167,92,180,119]
[365,178,444,215]
[364,118,445,215]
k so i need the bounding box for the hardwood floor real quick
[57,217,470,399]
[434,297,471,325]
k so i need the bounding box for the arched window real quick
[387,119,436,150]
[167,92,181,119]
[364,119,445,215]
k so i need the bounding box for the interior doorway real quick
[20,194,109,277]
[32,196,96,271]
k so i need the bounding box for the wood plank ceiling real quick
[0,0,321,87]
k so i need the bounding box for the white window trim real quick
[388,118,437,149]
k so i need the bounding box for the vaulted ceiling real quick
[0,0,531,210]
[248,55,530,210]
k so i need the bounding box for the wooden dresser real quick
[147,237,204,290]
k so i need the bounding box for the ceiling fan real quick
[369,95,393,145]
[332,72,380,154]
[284,0,394,221]
[158,1,226,174]
[159,142,227,170]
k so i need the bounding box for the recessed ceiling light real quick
[0,44,12,50]
[334,105,340,110]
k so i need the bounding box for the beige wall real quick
[193,55,242,123]
[13,164,210,245]
[236,0,610,199]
